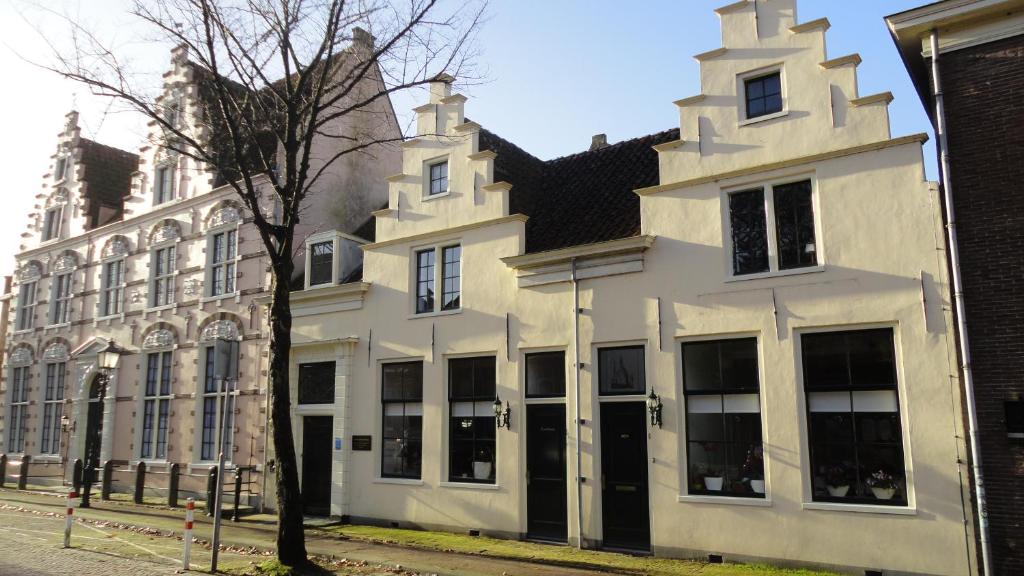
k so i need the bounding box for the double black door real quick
[301,416,333,516]
[600,402,650,551]
[526,404,568,541]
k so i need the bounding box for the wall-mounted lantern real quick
[647,389,663,429]
[493,396,511,430]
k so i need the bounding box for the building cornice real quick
[362,214,528,251]
[290,282,371,305]
[502,235,656,270]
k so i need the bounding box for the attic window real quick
[42,208,61,241]
[1008,400,1024,439]
[429,161,448,196]
[744,72,782,120]
[309,241,334,286]
[54,156,68,182]
[154,166,174,205]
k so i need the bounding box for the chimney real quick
[430,73,454,104]
[590,134,608,151]
[352,27,375,50]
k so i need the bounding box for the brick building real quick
[888,1,1024,574]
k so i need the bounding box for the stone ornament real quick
[209,206,241,228]
[152,223,180,244]
[18,262,42,282]
[102,236,130,258]
[43,343,70,361]
[53,254,78,273]
[9,347,33,366]
[50,188,69,205]
[143,329,176,349]
[183,278,202,296]
[200,319,240,342]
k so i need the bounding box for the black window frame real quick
[448,356,497,484]
[429,161,449,195]
[801,328,908,506]
[525,351,566,399]
[298,361,336,405]
[597,345,646,396]
[381,361,424,480]
[728,179,817,276]
[141,351,172,460]
[1007,400,1024,438]
[773,180,817,270]
[744,71,783,120]
[440,245,461,311]
[415,248,435,314]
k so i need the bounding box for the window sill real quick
[13,329,34,336]
[32,455,62,463]
[200,292,240,304]
[801,501,916,516]
[95,314,123,322]
[408,308,462,320]
[40,238,60,246]
[725,264,824,283]
[440,481,499,491]
[132,459,170,469]
[374,477,424,486]
[296,404,335,415]
[677,494,772,507]
[738,109,789,127]
[145,304,176,313]
[44,323,72,330]
[422,191,451,202]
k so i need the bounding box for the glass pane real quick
[687,441,726,491]
[146,353,159,396]
[729,189,769,275]
[309,241,334,286]
[801,332,849,389]
[687,412,724,442]
[598,346,645,395]
[773,180,816,270]
[764,94,783,115]
[682,341,720,392]
[762,73,781,96]
[416,249,435,313]
[746,78,764,99]
[855,412,902,444]
[449,359,474,400]
[810,443,857,497]
[848,330,897,388]
[809,412,855,444]
[747,98,765,118]
[720,338,759,391]
[473,357,496,398]
[441,245,461,311]
[526,351,566,398]
[298,362,336,404]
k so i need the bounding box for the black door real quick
[84,378,103,469]
[301,416,333,516]
[527,404,568,542]
[600,402,650,551]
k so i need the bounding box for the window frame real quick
[380,361,424,480]
[446,355,498,485]
[298,361,336,405]
[99,258,126,318]
[525,351,567,399]
[307,240,336,288]
[149,243,177,309]
[139,351,174,461]
[737,65,787,125]
[198,345,237,463]
[206,227,239,299]
[15,280,37,332]
[40,362,66,456]
[42,207,62,242]
[426,159,450,197]
[53,155,69,183]
[153,164,175,205]
[597,345,647,397]
[412,242,461,316]
[49,272,73,326]
[722,175,822,280]
[7,366,30,453]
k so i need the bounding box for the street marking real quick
[78,521,181,563]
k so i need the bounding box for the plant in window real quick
[473,445,493,480]
[742,445,765,494]
[824,464,853,497]
[865,470,899,501]
[701,465,724,492]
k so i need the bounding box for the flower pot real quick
[750,479,765,494]
[827,484,850,497]
[704,476,724,491]
[472,461,492,480]
[871,487,896,500]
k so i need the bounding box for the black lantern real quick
[647,389,663,428]
[493,396,511,429]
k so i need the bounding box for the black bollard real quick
[205,467,218,517]
[17,455,30,490]
[101,460,114,500]
[133,462,146,504]
[168,463,179,508]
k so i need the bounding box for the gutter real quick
[930,30,993,576]
[571,257,584,549]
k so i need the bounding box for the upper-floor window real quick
[209,230,237,297]
[7,366,29,453]
[150,245,176,307]
[53,156,68,182]
[41,362,66,455]
[414,244,461,314]
[42,208,61,241]
[154,166,174,205]
[141,351,173,460]
[308,241,334,287]
[728,179,817,277]
[15,281,37,331]
[164,98,181,129]
[101,259,125,316]
[429,161,448,195]
[50,273,72,325]
[744,72,782,120]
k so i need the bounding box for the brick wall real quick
[940,33,1024,576]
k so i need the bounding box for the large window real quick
[200,347,235,461]
[429,161,448,195]
[682,338,763,497]
[598,346,646,396]
[7,367,29,453]
[440,246,461,311]
[40,363,66,455]
[15,281,37,331]
[744,71,782,120]
[414,244,460,314]
[415,249,435,314]
[141,352,172,460]
[802,328,907,506]
[382,362,423,479]
[449,356,496,484]
[209,230,237,297]
[101,260,125,316]
[728,179,817,276]
[308,241,334,287]
[154,166,174,205]
[526,351,565,398]
[151,246,176,307]
[42,208,61,241]
[298,362,335,405]
[50,273,72,325]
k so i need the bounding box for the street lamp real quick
[647,389,663,429]
[81,340,127,508]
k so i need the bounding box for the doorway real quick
[599,402,650,551]
[84,377,104,469]
[301,416,333,516]
[526,403,568,542]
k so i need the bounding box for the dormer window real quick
[429,161,448,196]
[744,71,783,120]
[154,165,174,205]
[303,231,366,289]
[309,241,334,286]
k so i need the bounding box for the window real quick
[429,161,448,195]
[682,339,763,497]
[101,260,125,316]
[209,230,237,297]
[42,208,61,241]
[382,362,423,479]
[415,249,435,314]
[15,281,37,331]
[449,356,496,483]
[308,241,334,287]
[50,273,72,325]
[728,179,817,276]
[7,367,29,453]
[298,362,335,405]
[744,72,782,119]
[526,351,565,398]
[164,98,181,128]
[598,346,646,396]
[40,363,65,455]
[441,246,461,311]
[151,246,176,307]
[1007,400,1024,439]
[140,352,172,460]
[802,328,906,505]
[415,244,461,315]
[154,166,174,205]
[54,156,68,182]
[200,347,235,461]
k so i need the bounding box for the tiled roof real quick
[481,127,679,253]
[78,138,139,228]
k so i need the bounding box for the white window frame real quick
[149,243,177,309]
[304,230,342,289]
[205,226,239,300]
[410,241,462,317]
[737,64,788,126]
[423,156,451,199]
[139,350,174,462]
[6,365,30,454]
[15,281,37,332]
[722,174,823,281]
[99,258,126,318]
[49,271,73,326]
[40,361,66,456]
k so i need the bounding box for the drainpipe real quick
[930,30,992,576]
[571,257,584,549]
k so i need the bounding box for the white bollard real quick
[182,497,194,570]
[63,490,77,548]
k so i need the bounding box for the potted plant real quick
[866,470,899,500]
[703,467,724,492]
[743,446,765,494]
[472,446,493,480]
[824,464,851,497]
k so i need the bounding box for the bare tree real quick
[28,0,483,567]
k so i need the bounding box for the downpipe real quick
[571,257,584,549]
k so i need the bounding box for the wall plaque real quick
[351,435,372,451]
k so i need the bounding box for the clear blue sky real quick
[0,0,936,276]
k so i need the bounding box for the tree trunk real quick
[267,256,307,566]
